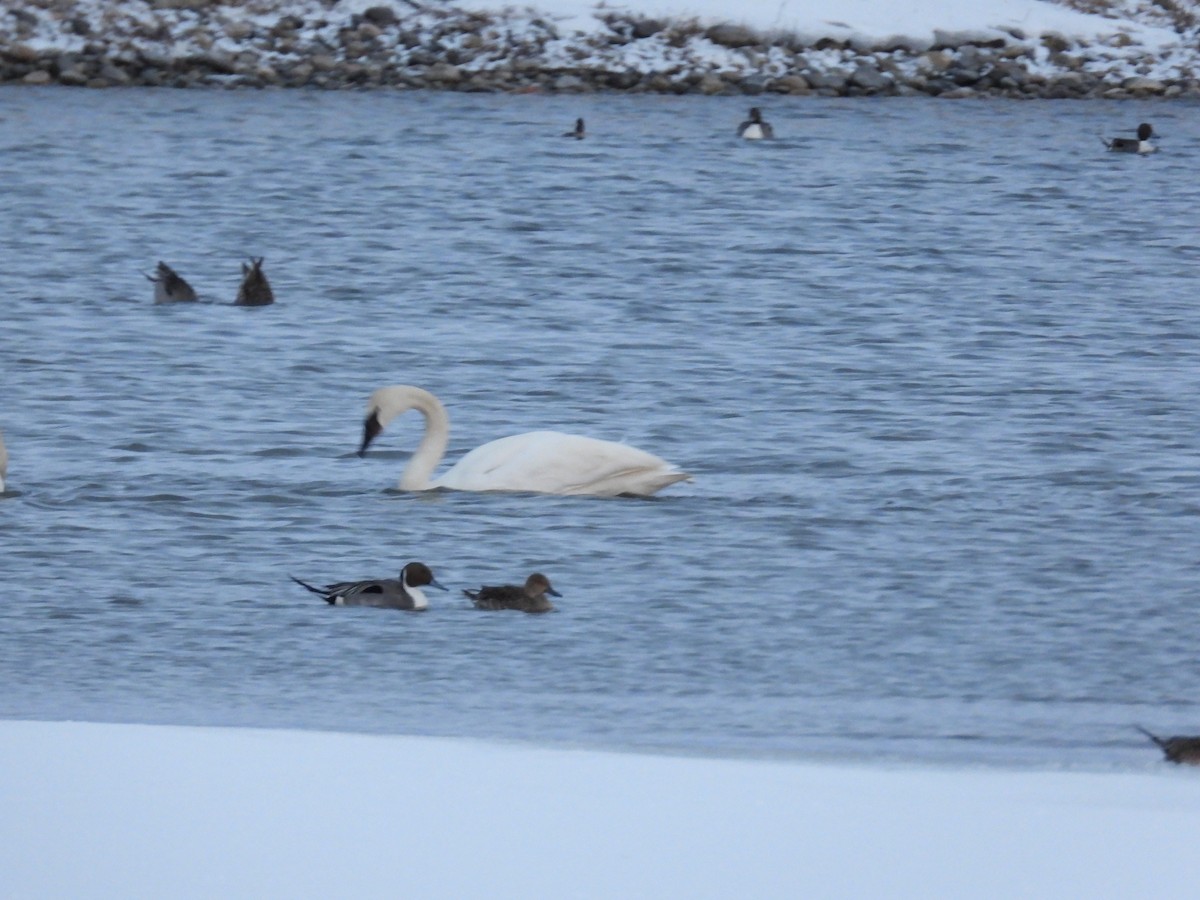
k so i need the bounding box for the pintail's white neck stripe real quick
[407,585,428,610]
[402,572,429,610]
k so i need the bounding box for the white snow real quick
[515,0,1180,45]
[8,0,1197,88]
[3,719,1199,898]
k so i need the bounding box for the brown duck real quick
[1136,725,1200,765]
[235,257,274,306]
[465,573,561,613]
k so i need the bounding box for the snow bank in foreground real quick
[2,720,1199,898]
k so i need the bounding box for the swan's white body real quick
[0,430,6,493]
[360,386,689,497]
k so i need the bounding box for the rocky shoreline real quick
[3,0,1199,98]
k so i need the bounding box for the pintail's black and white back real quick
[563,118,585,139]
[1107,122,1157,154]
[465,572,561,613]
[1136,725,1200,765]
[737,107,774,141]
[291,561,447,610]
[235,257,274,306]
[146,261,198,303]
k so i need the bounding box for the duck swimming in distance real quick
[1107,123,1157,154]
[358,385,689,497]
[147,262,197,303]
[737,107,774,140]
[564,117,585,139]
[465,573,561,613]
[290,561,447,610]
[1136,725,1200,765]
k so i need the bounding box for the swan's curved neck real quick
[375,387,450,490]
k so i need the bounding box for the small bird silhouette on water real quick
[146,261,197,303]
[563,117,585,139]
[737,107,774,140]
[1106,122,1157,154]
[235,257,274,306]
[1135,725,1200,764]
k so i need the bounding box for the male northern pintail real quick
[1136,725,1200,765]
[563,118,585,139]
[1107,123,1157,154]
[738,107,774,140]
[235,257,274,306]
[465,572,561,613]
[0,429,7,493]
[147,261,198,303]
[291,561,447,610]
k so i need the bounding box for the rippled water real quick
[2,87,1199,767]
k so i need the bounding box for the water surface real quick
[2,88,1198,767]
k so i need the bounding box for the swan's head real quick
[525,573,561,598]
[402,561,447,592]
[357,385,445,457]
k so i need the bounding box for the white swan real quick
[0,430,7,493]
[358,385,689,497]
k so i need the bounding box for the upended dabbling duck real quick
[235,257,275,306]
[147,261,197,303]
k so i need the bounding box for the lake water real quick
[2,87,1198,768]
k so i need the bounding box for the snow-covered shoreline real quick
[2,0,1199,97]
[3,719,1199,897]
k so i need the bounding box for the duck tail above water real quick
[290,575,327,598]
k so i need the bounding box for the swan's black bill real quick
[358,409,382,457]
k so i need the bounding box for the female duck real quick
[357,385,689,497]
[235,257,274,306]
[290,561,447,610]
[1107,123,1157,154]
[1136,725,1200,765]
[738,107,774,140]
[466,573,561,613]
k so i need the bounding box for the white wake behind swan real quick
[358,385,689,497]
